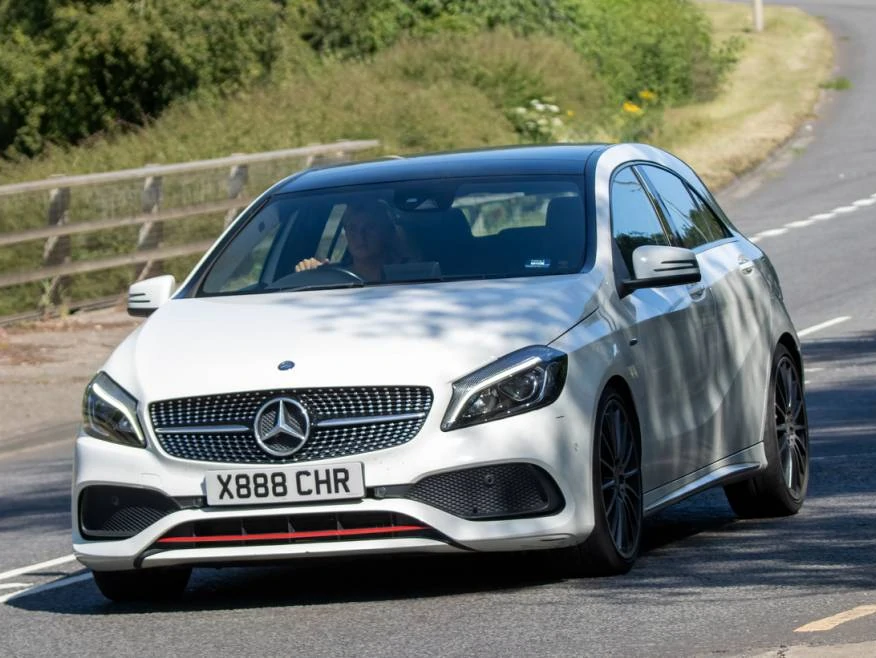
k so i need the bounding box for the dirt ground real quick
[0,307,142,441]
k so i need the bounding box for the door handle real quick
[738,257,754,274]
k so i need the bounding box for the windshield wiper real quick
[267,281,367,293]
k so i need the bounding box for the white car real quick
[74,144,809,601]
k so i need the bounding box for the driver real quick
[295,201,406,282]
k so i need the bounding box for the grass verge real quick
[661,1,834,189]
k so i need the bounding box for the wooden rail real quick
[0,140,379,317]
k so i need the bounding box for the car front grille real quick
[149,387,433,464]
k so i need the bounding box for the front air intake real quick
[79,485,180,539]
[404,464,564,520]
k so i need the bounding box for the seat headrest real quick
[546,196,584,230]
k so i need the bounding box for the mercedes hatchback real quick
[74,144,809,601]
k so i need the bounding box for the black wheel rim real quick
[774,355,809,499]
[598,397,642,559]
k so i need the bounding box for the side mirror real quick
[127,275,176,317]
[620,245,701,296]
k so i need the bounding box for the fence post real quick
[752,0,764,32]
[41,178,71,310]
[136,166,163,281]
[225,156,249,227]
[304,145,347,169]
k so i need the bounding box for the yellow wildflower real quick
[638,89,657,102]
[566,110,575,117]
[622,101,643,115]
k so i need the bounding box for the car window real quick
[201,203,290,293]
[639,165,729,248]
[197,176,588,296]
[689,190,731,243]
[610,167,670,273]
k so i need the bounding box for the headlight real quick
[441,346,567,431]
[82,372,146,447]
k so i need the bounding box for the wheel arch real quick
[601,375,641,447]
[778,332,803,376]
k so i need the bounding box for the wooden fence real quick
[0,140,379,323]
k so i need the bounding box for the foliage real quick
[562,0,741,105]
[0,0,310,157]
[509,99,571,144]
[0,0,740,158]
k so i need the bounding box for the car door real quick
[637,164,761,468]
[688,187,773,458]
[609,166,713,488]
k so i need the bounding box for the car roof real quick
[276,144,609,193]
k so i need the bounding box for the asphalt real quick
[2,1,876,655]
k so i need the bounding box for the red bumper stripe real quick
[157,524,428,544]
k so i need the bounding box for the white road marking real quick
[0,572,91,604]
[750,236,762,243]
[832,205,858,214]
[795,605,876,632]
[798,316,852,338]
[852,198,876,207]
[786,219,816,228]
[0,583,31,590]
[809,212,835,221]
[806,367,825,373]
[0,554,76,581]
[758,228,789,237]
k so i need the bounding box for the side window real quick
[690,191,731,244]
[640,165,728,248]
[610,167,670,273]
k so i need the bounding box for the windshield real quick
[198,176,587,295]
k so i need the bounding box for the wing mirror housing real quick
[620,245,701,296]
[127,275,176,317]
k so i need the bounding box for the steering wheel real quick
[318,263,366,283]
[266,263,364,291]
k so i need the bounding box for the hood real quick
[106,276,601,401]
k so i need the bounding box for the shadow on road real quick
[6,331,875,614]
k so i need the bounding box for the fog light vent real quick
[80,485,179,540]
[404,464,563,520]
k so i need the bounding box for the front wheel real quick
[92,567,191,602]
[724,344,809,517]
[565,387,643,576]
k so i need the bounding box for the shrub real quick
[371,30,607,125]
[564,0,741,105]
[0,0,307,157]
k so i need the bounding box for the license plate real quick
[205,462,365,506]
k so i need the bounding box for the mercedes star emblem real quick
[253,397,310,457]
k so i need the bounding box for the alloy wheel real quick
[598,397,642,559]
[774,355,808,499]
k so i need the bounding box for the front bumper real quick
[73,403,596,571]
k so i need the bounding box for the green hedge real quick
[0,0,304,157]
[0,0,737,159]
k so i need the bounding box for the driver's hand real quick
[295,257,329,272]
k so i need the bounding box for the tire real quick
[724,344,809,518]
[565,387,643,576]
[92,567,191,603]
